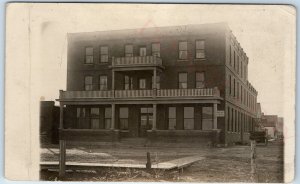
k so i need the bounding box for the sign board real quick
[217,110,225,117]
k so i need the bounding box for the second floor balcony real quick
[111,56,163,70]
[59,87,221,102]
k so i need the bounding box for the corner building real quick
[58,23,258,146]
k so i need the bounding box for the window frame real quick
[178,72,188,89]
[168,107,176,130]
[195,40,205,59]
[84,76,93,91]
[184,107,194,130]
[100,46,109,63]
[125,44,133,57]
[178,41,188,60]
[85,47,94,64]
[119,107,129,130]
[99,75,108,91]
[139,46,147,56]
[195,72,205,88]
[151,43,160,57]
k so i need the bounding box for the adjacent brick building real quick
[57,22,258,146]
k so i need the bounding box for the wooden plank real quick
[41,155,204,170]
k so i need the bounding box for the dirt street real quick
[40,140,283,182]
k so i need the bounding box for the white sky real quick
[28,4,295,119]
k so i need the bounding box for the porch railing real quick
[112,56,162,67]
[59,87,220,100]
[157,88,215,97]
[59,90,112,99]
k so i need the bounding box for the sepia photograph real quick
[5,3,295,183]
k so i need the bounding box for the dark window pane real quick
[179,73,187,82]
[91,119,100,129]
[90,108,99,116]
[119,107,128,118]
[179,41,187,50]
[168,119,176,130]
[168,107,176,118]
[105,108,112,118]
[184,107,194,118]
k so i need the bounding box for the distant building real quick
[57,23,259,146]
[261,114,278,139]
[40,101,60,144]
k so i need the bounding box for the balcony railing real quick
[115,90,153,98]
[157,88,215,97]
[112,56,162,67]
[59,87,220,100]
[60,90,112,99]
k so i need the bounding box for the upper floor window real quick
[195,40,205,59]
[179,41,188,60]
[84,76,93,91]
[99,75,108,90]
[139,47,147,56]
[100,46,108,63]
[85,47,93,64]
[195,72,205,88]
[178,72,187,89]
[152,43,160,57]
[125,44,133,57]
[124,75,134,90]
[139,78,146,89]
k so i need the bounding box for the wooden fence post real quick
[146,152,151,170]
[250,140,257,181]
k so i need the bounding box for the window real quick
[184,107,194,130]
[105,107,112,129]
[233,78,236,97]
[227,107,231,131]
[229,45,232,66]
[76,107,90,129]
[178,73,187,89]
[229,75,232,95]
[139,47,147,56]
[119,107,129,130]
[99,75,107,90]
[196,72,205,88]
[237,56,240,74]
[84,76,93,91]
[124,75,133,90]
[237,82,239,99]
[152,76,160,89]
[152,43,160,57]
[125,44,133,57]
[195,40,205,59]
[100,46,109,63]
[91,108,100,129]
[241,63,243,78]
[179,41,188,60]
[202,106,213,130]
[168,107,176,130]
[233,51,236,69]
[85,47,94,64]
[139,78,146,89]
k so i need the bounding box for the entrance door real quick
[139,107,153,137]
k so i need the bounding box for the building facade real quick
[57,23,258,145]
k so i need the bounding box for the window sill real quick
[177,59,189,62]
[194,58,206,62]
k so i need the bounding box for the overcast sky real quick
[27,4,295,120]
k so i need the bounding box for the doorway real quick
[139,107,153,137]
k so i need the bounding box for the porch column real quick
[152,104,157,130]
[111,103,115,129]
[213,103,218,129]
[112,69,115,98]
[153,68,157,98]
[59,103,66,178]
[153,68,157,89]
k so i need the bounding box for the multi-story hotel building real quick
[57,23,258,146]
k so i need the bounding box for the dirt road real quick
[40,140,283,182]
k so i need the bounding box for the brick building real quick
[57,23,258,146]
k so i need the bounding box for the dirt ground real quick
[40,140,283,182]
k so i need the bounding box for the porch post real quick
[59,103,66,178]
[152,104,157,130]
[111,103,115,129]
[112,69,115,98]
[153,68,157,89]
[213,103,218,129]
